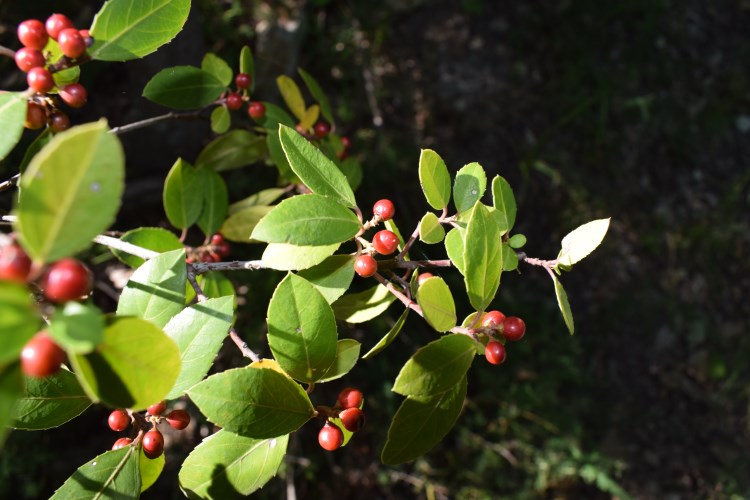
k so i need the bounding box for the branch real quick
[0,174,20,193]
[109,111,207,135]
[93,235,159,260]
[229,328,260,362]
[191,260,265,275]
[0,45,15,59]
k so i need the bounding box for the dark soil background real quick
[1,0,749,498]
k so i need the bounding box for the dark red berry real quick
[112,437,133,450]
[25,102,47,130]
[417,272,434,286]
[210,234,225,245]
[108,409,130,432]
[0,243,32,282]
[147,401,167,416]
[59,83,87,108]
[225,92,242,111]
[340,136,351,150]
[318,423,343,451]
[353,255,377,278]
[215,242,230,258]
[27,67,54,93]
[248,101,265,120]
[166,409,190,430]
[485,341,506,365]
[337,387,363,409]
[45,14,74,41]
[372,199,395,221]
[313,121,330,138]
[21,332,66,378]
[502,316,526,342]
[15,48,46,72]
[142,428,164,459]
[49,111,71,133]
[339,407,365,432]
[372,230,399,255]
[235,73,251,89]
[481,310,506,329]
[17,20,48,50]
[57,28,86,58]
[42,258,92,303]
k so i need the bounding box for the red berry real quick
[45,14,74,41]
[339,407,365,432]
[225,92,242,111]
[17,20,48,50]
[142,428,164,459]
[147,401,167,416]
[27,67,54,94]
[340,136,351,150]
[502,316,526,342]
[235,73,251,89]
[353,255,377,278]
[210,234,225,245]
[318,423,343,451]
[484,341,506,365]
[417,272,434,286]
[313,121,330,138]
[42,258,92,302]
[108,409,130,432]
[78,30,94,47]
[112,437,133,450]
[21,332,66,378]
[0,243,32,282]
[337,387,363,409]
[49,111,71,133]
[248,101,265,120]
[25,102,47,130]
[166,409,190,430]
[215,242,230,258]
[57,28,86,58]
[372,230,399,255]
[59,83,87,108]
[481,310,506,329]
[15,48,46,72]
[372,199,395,221]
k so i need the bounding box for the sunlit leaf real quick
[418,149,451,210]
[415,277,456,332]
[333,284,396,324]
[557,218,611,267]
[0,92,27,161]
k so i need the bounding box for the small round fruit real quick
[225,92,242,111]
[49,112,71,133]
[25,102,47,130]
[27,67,54,94]
[318,423,343,451]
[59,83,87,108]
[372,199,395,221]
[481,310,506,330]
[353,255,377,278]
[247,101,266,120]
[79,29,94,47]
[142,428,164,459]
[15,48,46,72]
[215,242,230,258]
[0,243,32,282]
[372,230,399,255]
[313,121,330,138]
[417,272,434,286]
[337,387,363,409]
[45,14,74,41]
[339,407,365,432]
[485,341,506,365]
[57,28,86,58]
[166,409,190,430]
[340,136,351,150]
[210,233,225,245]
[147,401,167,416]
[17,19,48,50]
[108,409,130,432]
[112,437,133,450]
[42,258,92,302]
[21,332,66,378]
[502,316,526,342]
[235,73,251,89]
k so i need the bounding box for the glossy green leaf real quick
[163,158,202,230]
[418,212,445,244]
[444,228,465,275]
[276,75,306,120]
[116,249,187,328]
[12,369,90,430]
[553,275,575,334]
[187,367,315,438]
[333,284,396,324]
[15,120,124,263]
[179,430,288,499]
[139,447,164,493]
[197,168,229,237]
[256,102,296,130]
[509,233,527,249]
[279,125,357,207]
[251,194,360,245]
[164,297,234,399]
[210,106,231,134]
[48,302,104,354]
[261,243,340,271]
[0,282,41,366]
[382,375,466,465]
[557,218,611,267]
[318,339,361,383]
[418,149,451,210]
[70,317,180,410]
[228,188,285,215]
[415,277,456,332]
[0,364,23,446]
[491,175,516,234]
[201,53,233,86]
[50,445,141,499]
[363,307,409,359]
[503,243,519,271]
[239,46,255,90]
[393,334,474,397]
[220,206,272,243]
[196,130,267,172]
[267,129,296,182]
[143,66,225,109]
[90,0,190,61]
[297,255,355,304]
[463,202,503,311]
[0,92,27,161]
[110,227,183,269]
[267,274,338,383]
[299,68,334,125]
[453,162,487,213]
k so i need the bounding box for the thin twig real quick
[109,111,206,135]
[0,45,15,59]
[191,260,265,275]
[0,174,20,192]
[229,328,260,362]
[93,235,160,260]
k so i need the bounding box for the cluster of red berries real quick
[318,387,366,451]
[353,199,397,278]
[186,233,231,264]
[0,240,93,378]
[15,14,93,132]
[109,401,190,459]
[221,72,266,121]
[479,310,526,365]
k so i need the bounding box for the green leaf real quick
[15,120,124,263]
[267,274,338,383]
[418,149,451,210]
[416,277,456,332]
[48,302,104,354]
[298,105,320,131]
[338,157,363,191]
[463,202,503,311]
[185,272,237,307]
[116,249,187,328]
[90,0,190,61]
[491,175,516,234]
[261,243,340,271]
[557,218,611,267]
[179,430,288,499]
[267,129,296,182]
[143,66,225,109]
[502,243,519,271]
[509,233,527,249]
[333,284,396,324]
[239,46,255,89]
[187,366,315,438]
[418,212,445,244]
[50,445,141,499]
[110,227,183,269]
[276,75,306,120]
[228,188,285,215]
[385,219,408,257]
[196,130,267,172]
[251,194,360,246]
[393,334,474,398]
[298,68,334,125]
[197,168,229,237]
[279,125,357,207]
[256,102,296,130]
[317,339,360,383]
[553,275,575,334]
[0,282,41,367]
[444,228,466,275]
[297,255,355,304]
[381,375,466,465]
[19,129,52,173]
[201,53,233,86]
[453,162,487,213]
[210,106,231,134]
[164,158,203,230]
[363,307,409,359]
[0,92,27,161]
[139,447,164,493]
[220,206,273,243]
[0,364,23,446]
[11,368,90,430]
[163,297,234,399]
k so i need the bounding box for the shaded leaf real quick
[228,188,285,215]
[333,284,395,324]
[415,277,456,332]
[48,302,104,354]
[261,243,340,271]
[163,158,203,230]
[363,308,409,359]
[0,364,23,446]
[220,206,273,243]
[318,339,360,383]
[299,68,334,125]
[50,445,141,498]
[12,368,90,430]
[553,274,575,334]
[201,53,233,86]
[453,162,486,213]
[297,255,355,304]
[0,92,27,161]
[143,66,224,109]
[210,106,231,134]
[239,46,255,90]
[197,168,229,237]
[110,227,183,269]
[0,282,42,366]
[196,130,267,172]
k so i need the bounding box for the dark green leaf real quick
[48,302,104,354]
[363,308,409,359]
[415,277,456,332]
[297,255,355,304]
[502,243,519,271]
[12,368,90,430]
[393,334,474,397]
[50,445,141,498]
[0,364,23,446]
[163,158,203,230]
[143,66,225,109]
[338,157,363,191]
[197,168,229,236]
[239,46,255,90]
[228,188,285,215]
[196,130,267,172]
[201,53,233,86]
[453,162,487,213]
[0,92,27,161]
[256,102,296,130]
[110,227,183,269]
[463,202,503,311]
[0,282,41,366]
[333,284,396,324]
[298,68,334,125]
[557,218,611,267]
[220,206,272,243]
[267,129,296,182]
[418,149,451,210]
[318,339,361,383]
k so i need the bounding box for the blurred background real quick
[1,0,749,498]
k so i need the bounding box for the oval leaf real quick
[143,66,225,109]
[239,46,255,88]
[444,228,466,275]
[261,242,340,271]
[418,149,451,210]
[12,368,90,430]
[201,53,233,86]
[229,188,285,215]
[332,284,396,324]
[297,254,355,304]
[491,175,516,234]
[110,227,183,269]
[415,277,456,332]
[418,212,445,244]
[50,446,141,498]
[318,339,361,383]
[0,364,23,446]
[299,68,334,125]
[463,202,503,311]
[48,302,104,354]
[557,218,611,267]
[276,75,306,120]
[363,307,409,359]
[196,167,229,237]
[164,159,203,230]
[553,275,575,335]
[196,130,267,172]
[210,106,231,134]
[453,162,487,213]
[220,206,273,243]
[0,92,27,161]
